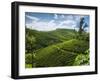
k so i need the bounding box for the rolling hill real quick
[26,28,76,52]
[34,39,89,67]
[25,28,89,68]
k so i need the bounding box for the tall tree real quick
[79,16,88,34]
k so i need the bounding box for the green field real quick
[25,28,89,68]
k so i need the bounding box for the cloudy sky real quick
[25,12,89,31]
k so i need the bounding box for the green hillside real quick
[33,39,89,67]
[25,28,75,53]
[25,28,89,68]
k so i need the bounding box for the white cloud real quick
[61,15,65,19]
[74,16,80,21]
[84,27,89,32]
[80,16,85,19]
[26,19,57,31]
[59,20,76,27]
[47,20,56,28]
[26,15,39,21]
[54,14,58,19]
[65,15,74,20]
[26,15,80,31]
[48,20,55,24]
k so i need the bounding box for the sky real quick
[25,12,90,31]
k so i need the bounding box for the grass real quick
[25,28,89,68]
[30,39,89,67]
[25,64,32,68]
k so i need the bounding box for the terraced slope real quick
[25,28,89,68]
[34,39,89,67]
[26,28,75,52]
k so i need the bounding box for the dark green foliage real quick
[25,28,89,68]
[25,53,37,68]
[75,32,89,41]
[25,53,33,65]
[25,29,36,53]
